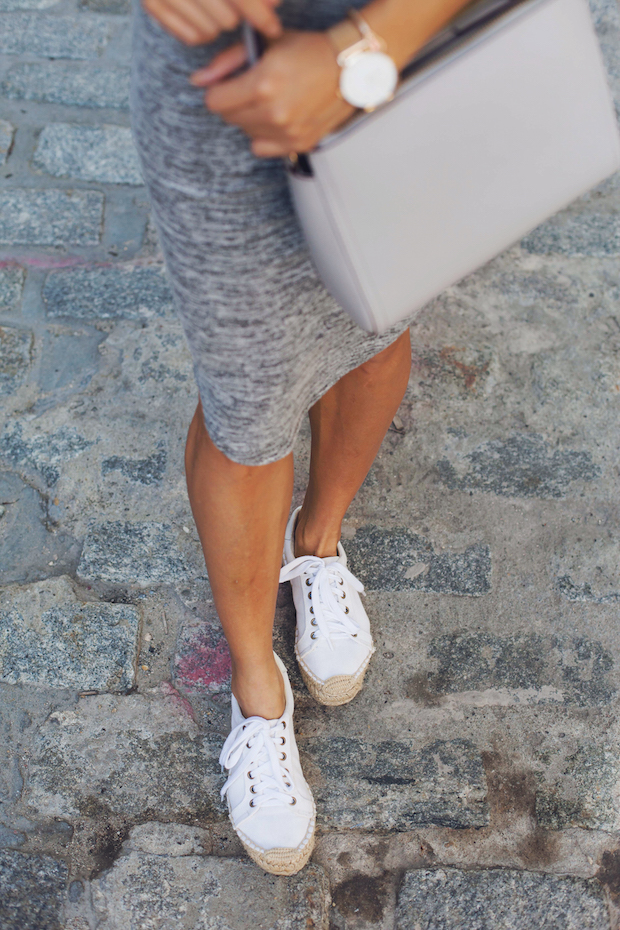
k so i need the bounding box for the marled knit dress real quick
[130,0,409,466]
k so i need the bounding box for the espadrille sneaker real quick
[280,507,375,706]
[219,653,315,876]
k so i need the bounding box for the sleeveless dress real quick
[130,0,410,466]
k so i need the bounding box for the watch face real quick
[340,51,398,110]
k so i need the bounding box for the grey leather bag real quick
[285,0,620,333]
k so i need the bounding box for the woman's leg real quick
[295,328,412,558]
[185,406,294,720]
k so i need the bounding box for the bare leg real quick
[295,329,412,558]
[185,406,293,719]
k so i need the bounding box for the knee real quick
[185,403,261,481]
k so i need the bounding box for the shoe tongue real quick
[323,555,342,566]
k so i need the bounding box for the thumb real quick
[190,43,248,86]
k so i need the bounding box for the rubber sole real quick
[240,826,316,876]
[296,647,372,706]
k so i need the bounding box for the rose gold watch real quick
[328,9,398,111]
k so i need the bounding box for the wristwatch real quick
[329,9,398,111]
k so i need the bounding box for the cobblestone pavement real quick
[1,0,620,927]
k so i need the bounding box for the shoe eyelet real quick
[246,740,251,748]
[338,578,344,586]
[280,752,287,760]
[247,770,254,779]
[290,797,297,806]
[311,631,318,639]
[305,578,311,587]
[280,736,286,745]
[344,607,349,614]
[281,721,286,729]
[250,784,258,794]
[284,781,291,788]
[309,606,314,615]
[352,632,358,637]
[307,591,312,600]
[249,799,256,807]
[311,618,318,626]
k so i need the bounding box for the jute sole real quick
[236,821,316,876]
[296,649,372,706]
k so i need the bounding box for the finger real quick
[205,68,263,113]
[190,42,247,86]
[194,0,239,32]
[252,138,289,157]
[144,0,217,43]
[232,0,282,38]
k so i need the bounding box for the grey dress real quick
[130,0,409,466]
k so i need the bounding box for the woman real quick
[130,0,472,875]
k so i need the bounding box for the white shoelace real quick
[279,555,372,651]
[219,716,296,808]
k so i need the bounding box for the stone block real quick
[1,419,93,486]
[409,632,615,707]
[0,471,80,585]
[535,740,620,831]
[303,737,488,830]
[0,0,57,7]
[92,856,329,930]
[437,433,600,498]
[0,190,103,246]
[0,850,68,930]
[43,265,174,321]
[345,525,491,595]
[0,119,14,165]
[79,0,130,11]
[0,576,139,691]
[396,868,609,930]
[174,618,231,694]
[37,324,106,395]
[2,62,130,110]
[521,213,620,256]
[0,325,32,395]
[123,822,211,857]
[34,124,142,185]
[0,267,25,313]
[77,521,190,585]
[0,13,113,58]
[26,690,223,820]
[101,443,167,484]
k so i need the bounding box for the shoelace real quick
[279,555,372,651]
[219,716,296,808]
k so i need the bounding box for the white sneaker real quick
[219,653,315,875]
[280,507,375,706]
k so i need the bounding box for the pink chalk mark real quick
[175,635,231,693]
[160,681,198,722]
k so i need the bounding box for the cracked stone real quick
[522,212,620,256]
[437,433,600,498]
[535,740,620,831]
[77,521,190,585]
[0,576,139,691]
[101,444,167,485]
[92,856,329,930]
[0,850,68,930]
[26,690,222,820]
[0,326,32,395]
[34,124,142,185]
[0,13,113,57]
[0,471,81,585]
[2,63,130,110]
[1,419,93,486]
[409,632,615,707]
[345,525,491,595]
[0,190,103,246]
[303,737,488,831]
[396,868,609,930]
[0,267,25,313]
[43,265,174,321]
[0,119,14,165]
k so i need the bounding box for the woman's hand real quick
[190,31,355,157]
[142,0,282,47]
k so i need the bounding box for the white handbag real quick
[282,0,620,333]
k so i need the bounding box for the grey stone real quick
[124,822,211,857]
[0,325,32,395]
[558,574,620,604]
[101,444,167,484]
[92,856,329,930]
[535,740,620,831]
[2,62,130,110]
[521,213,620,256]
[0,13,113,58]
[43,265,174,321]
[437,433,600,498]
[0,576,139,691]
[0,267,25,313]
[34,124,142,185]
[396,868,609,930]
[79,0,130,11]
[37,324,106,396]
[409,632,615,707]
[345,525,491,595]
[0,120,14,165]
[1,419,93,486]
[0,850,68,930]
[0,190,103,246]
[0,0,58,7]
[303,738,488,830]
[26,691,223,820]
[0,472,81,585]
[0,828,24,849]
[77,521,190,585]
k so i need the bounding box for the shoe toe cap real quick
[240,808,313,853]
